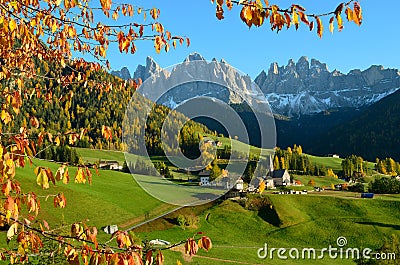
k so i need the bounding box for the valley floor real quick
[3,148,399,265]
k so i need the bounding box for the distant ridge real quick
[308,89,400,161]
[111,54,400,117]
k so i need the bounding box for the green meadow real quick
[5,158,175,245]
[3,148,399,265]
[137,195,400,265]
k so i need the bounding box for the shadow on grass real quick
[164,217,179,226]
[258,206,282,227]
[356,221,400,230]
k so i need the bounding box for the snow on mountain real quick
[111,54,400,117]
[256,56,400,116]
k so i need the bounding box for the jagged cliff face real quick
[111,67,131,80]
[122,53,255,108]
[255,56,400,116]
[111,54,400,117]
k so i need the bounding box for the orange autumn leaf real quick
[329,16,334,33]
[316,16,323,38]
[100,0,112,11]
[345,7,354,21]
[74,167,86,184]
[198,236,213,252]
[258,180,266,194]
[150,8,160,20]
[184,238,198,256]
[101,125,112,140]
[155,250,164,265]
[30,116,39,128]
[240,5,253,28]
[353,2,362,25]
[298,11,309,25]
[216,5,224,20]
[54,193,66,208]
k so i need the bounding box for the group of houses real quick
[200,155,296,193]
[99,155,295,194]
[250,155,293,191]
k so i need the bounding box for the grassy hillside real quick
[8,158,174,244]
[75,148,126,164]
[137,195,400,265]
[3,148,398,264]
[309,89,400,161]
[307,155,343,171]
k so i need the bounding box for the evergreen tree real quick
[209,160,221,181]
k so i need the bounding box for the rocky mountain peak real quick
[111,54,400,118]
[296,56,310,79]
[111,67,131,80]
[268,62,280,75]
[310,58,329,72]
[183,52,205,62]
[146,56,161,73]
[256,57,400,117]
[132,56,162,81]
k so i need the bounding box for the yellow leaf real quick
[345,7,353,21]
[5,210,11,223]
[9,18,17,32]
[63,168,69,184]
[258,180,266,193]
[34,167,40,177]
[292,10,299,29]
[1,110,12,125]
[36,169,50,189]
[51,22,57,33]
[329,17,334,33]
[17,78,23,89]
[7,223,18,240]
[336,13,343,31]
[54,136,60,146]
[125,235,132,247]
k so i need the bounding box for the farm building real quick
[200,176,210,186]
[271,169,291,186]
[235,177,244,191]
[98,160,122,170]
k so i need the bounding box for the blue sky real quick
[105,1,399,78]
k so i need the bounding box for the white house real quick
[271,169,291,186]
[200,176,210,186]
[149,239,171,246]
[235,177,244,191]
[265,178,275,189]
[103,224,118,234]
[99,160,122,170]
